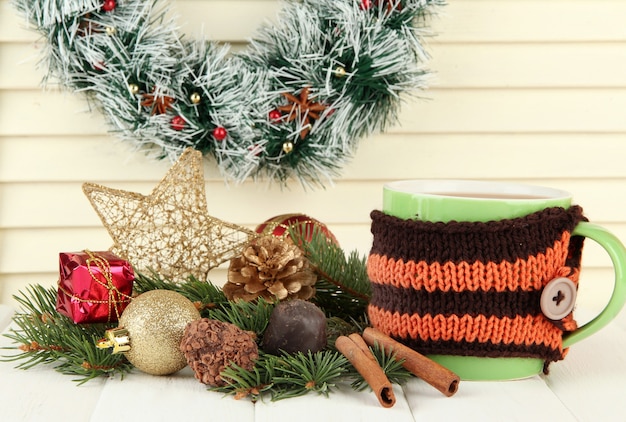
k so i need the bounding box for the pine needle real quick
[1,284,132,383]
[289,224,372,320]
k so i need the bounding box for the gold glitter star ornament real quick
[83,148,257,281]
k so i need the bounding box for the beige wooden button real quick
[540,277,577,320]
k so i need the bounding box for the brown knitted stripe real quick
[390,337,563,362]
[370,206,584,264]
[370,283,543,319]
[367,305,563,356]
[367,232,578,292]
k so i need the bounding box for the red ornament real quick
[248,144,263,156]
[360,0,373,10]
[255,214,339,246]
[92,61,106,71]
[102,0,117,12]
[213,126,227,141]
[268,109,282,122]
[171,115,186,131]
[56,251,134,324]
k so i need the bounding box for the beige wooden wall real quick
[1,0,625,314]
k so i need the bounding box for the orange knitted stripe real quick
[367,232,576,293]
[368,305,563,351]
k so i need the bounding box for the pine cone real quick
[224,235,316,302]
[180,318,258,387]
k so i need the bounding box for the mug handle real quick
[562,222,626,348]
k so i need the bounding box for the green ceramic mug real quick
[381,179,626,380]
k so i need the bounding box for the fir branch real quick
[207,298,275,339]
[289,225,372,320]
[271,350,348,400]
[1,284,132,383]
[347,343,412,391]
[133,272,274,337]
[213,353,278,402]
[216,351,348,401]
[133,271,228,316]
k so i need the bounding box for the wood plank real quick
[0,0,36,42]
[2,88,626,137]
[543,312,626,421]
[0,274,59,308]
[90,368,255,422]
[254,382,414,422]
[0,322,108,420]
[397,88,626,133]
[345,135,626,181]
[0,90,109,136]
[401,376,576,421]
[2,135,626,182]
[0,304,14,331]
[436,0,626,43]
[0,42,45,89]
[432,42,626,89]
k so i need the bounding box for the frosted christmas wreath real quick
[14,0,442,186]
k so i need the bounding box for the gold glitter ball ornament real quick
[129,83,140,95]
[105,26,116,36]
[99,290,201,375]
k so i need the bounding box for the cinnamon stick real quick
[347,333,377,363]
[335,334,396,408]
[362,327,460,397]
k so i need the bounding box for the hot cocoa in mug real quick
[367,180,626,380]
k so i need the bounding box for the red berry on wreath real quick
[171,115,186,131]
[268,109,282,122]
[248,144,262,156]
[102,0,117,12]
[93,61,106,71]
[212,126,227,141]
[360,0,373,10]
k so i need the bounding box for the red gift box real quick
[56,250,134,324]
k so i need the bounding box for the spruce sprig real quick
[271,350,349,399]
[347,343,413,391]
[1,284,132,384]
[289,225,372,321]
[133,272,229,316]
[216,351,349,401]
[207,298,275,338]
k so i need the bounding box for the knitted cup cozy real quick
[367,206,586,370]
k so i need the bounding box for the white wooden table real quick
[1,303,625,422]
